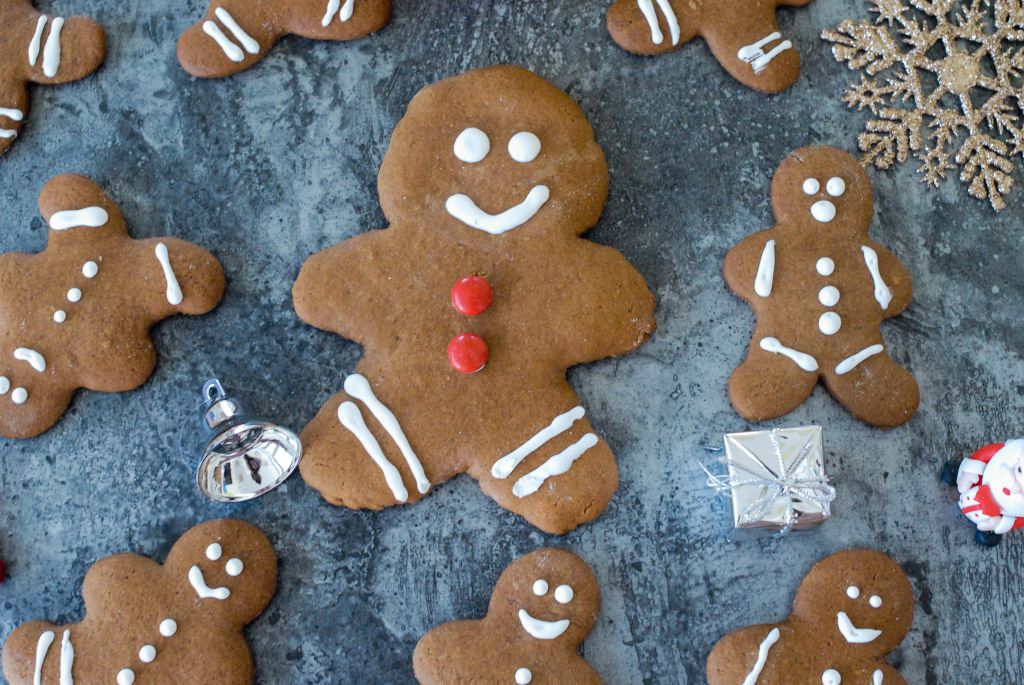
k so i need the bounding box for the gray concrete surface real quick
[2,0,1023,683]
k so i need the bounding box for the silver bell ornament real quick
[194,379,302,502]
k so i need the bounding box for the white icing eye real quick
[803,178,820,195]
[826,177,846,197]
[226,558,244,576]
[846,585,860,599]
[206,543,223,561]
[508,132,541,163]
[453,127,490,163]
[533,579,548,596]
[554,584,574,604]
[869,595,882,608]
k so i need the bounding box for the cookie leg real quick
[728,337,819,421]
[287,0,392,41]
[23,15,106,86]
[0,376,73,439]
[606,0,698,55]
[0,91,29,158]
[177,3,283,78]
[700,7,802,93]
[823,345,919,427]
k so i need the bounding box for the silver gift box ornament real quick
[714,426,834,533]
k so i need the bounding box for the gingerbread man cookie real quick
[0,174,226,439]
[177,0,391,78]
[707,549,914,685]
[606,0,813,93]
[724,146,919,427]
[292,65,657,535]
[414,548,604,685]
[0,1,105,157]
[1,519,277,685]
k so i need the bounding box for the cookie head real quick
[771,146,873,231]
[378,65,609,238]
[487,548,600,645]
[792,549,914,657]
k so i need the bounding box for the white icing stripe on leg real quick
[835,344,884,375]
[337,401,409,502]
[759,337,818,372]
[0,108,24,122]
[214,8,260,55]
[155,243,184,305]
[340,0,356,21]
[322,0,341,26]
[14,347,46,372]
[754,40,792,73]
[203,21,244,62]
[344,374,431,494]
[741,627,780,685]
[491,406,585,479]
[861,245,892,309]
[738,32,792,74]
[754,239,775,297]
[42,17,64,78]
[0,129,16,139]
[33,630,55,685]
[654,0,680,45]
[513,433,598,498]
[636,0,664,45]
[28,16,47,67]
[59,630,74,685]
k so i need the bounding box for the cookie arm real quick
[24,16,106,85]
[723,230,773,303]
[869,243,912,316]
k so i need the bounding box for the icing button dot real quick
[819,312,842,336]
[515,667,533,684]
[0,376,8,395]
[451,275,493,316]
[822,669,842,685]
[139,644,156,663]
[816,257,835,276]
[818,286,841,307]
[870,595,882,608]
[803,178,820,195]
[554,585,574,604]
[82,261,99,278]
[53,310,67,323]
[117,668,136,685]
[11,387,28,405]
[206,543,223,561]
[159,618,177,637]
[846,586,860,599]
[67,288,82,303]
[532,580,548,596]
[225,558,243,576]
[826,177,846,197]
[447,333,489,374]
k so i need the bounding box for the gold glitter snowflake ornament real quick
[823,0,1024,210]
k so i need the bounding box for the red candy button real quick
[451,275,493,316]
[448,333,489,374]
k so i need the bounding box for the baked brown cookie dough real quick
[293,65,657,535]
[606,0,812,93]
[724,146,919,427]
[0,0,105,157]
[177,0,391,78]
[1,519,277,685]
[414,548,604,685]
[0,174,226,439]
[707,549,914,685]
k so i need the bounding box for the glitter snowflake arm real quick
[822,19,901,75]
[957,134,1015,211]
[859,107,923,169]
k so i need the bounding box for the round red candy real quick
[448,333,489,374]
[451,275,493,316]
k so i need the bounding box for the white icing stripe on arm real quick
[155,243,184,305]
[42,17,64,78]
[759,337,818,372]
[835,344,884,375]
[337,401,409,502]
[323,0,355,24]
[213,8,260,55]
[0,129,17,139]
[654,0,680,45]
[861,245,893,309]
[344,374,431,494]
[445,185,550,234]
[203,21,243,62]
[59,630,74,685]
[49,207,109,230]
[14,348,46,372]
[188,565,230,600]
[33,630,55,685]
[491,406,585,479]
[741,627,780,685]
[513,433,598,498]
[738,32,792,74]
[0,108,24,121]
[754,239,775,297]
[636,0,664,44]
[873,669,884,684]
[28,16,47,67]
[340,0,356,21]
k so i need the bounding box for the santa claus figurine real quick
[943,441,1024,545]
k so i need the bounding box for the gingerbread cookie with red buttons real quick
[724,146,918,427]
[292,65,657,535]
[0,0,105,157]
[1,519,276,685]
[177,0,391,78]
[414,548,605,684]
[606,0,813,93]
[0,174,226,439]
[707,549,914,685]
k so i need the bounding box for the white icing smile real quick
[518,609,569,639]
[445,185,550,235]
[188,565,230,600]
[836,611,881,643]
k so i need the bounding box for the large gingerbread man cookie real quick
[707,549,914,685]
[293,65,657,535]
[414,548,604,685]
[177,0,391,78]
[724,146,919,427]
[0,1,105,157]
[1,519,277,685]
[606,0,813,93]
[0,174,226,439]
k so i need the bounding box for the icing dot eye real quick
[846,585,860,599]
[826,177,846,197]
[453,127,490,163]
[532,579,548,596]
[226,558,244,576]
[803,178,820,195]
[508,132,541,163]
[869,595,882,608]
[205,543,222,561]
[554,584,574,604]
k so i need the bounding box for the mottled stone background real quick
[2,0,1022,683]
